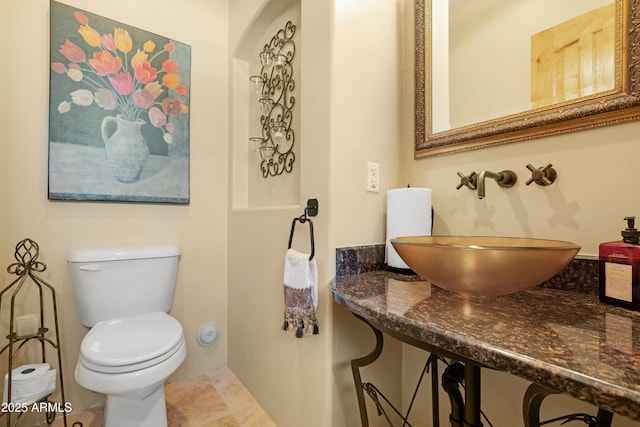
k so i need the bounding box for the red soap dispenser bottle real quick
[599,216,640,310]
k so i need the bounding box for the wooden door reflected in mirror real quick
[531,4,615,108]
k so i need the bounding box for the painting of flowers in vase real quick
[48,1,191,203]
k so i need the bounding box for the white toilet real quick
[67,246,187,427]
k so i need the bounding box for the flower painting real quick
[48,1,191,203]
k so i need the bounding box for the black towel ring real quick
[288,199,318,260]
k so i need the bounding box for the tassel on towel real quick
[282,248,319,338]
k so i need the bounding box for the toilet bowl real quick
[67,246,185,427]
[75,312,186,427]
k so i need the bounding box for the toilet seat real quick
[80,312,184,374]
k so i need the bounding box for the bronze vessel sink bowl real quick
[391,236,581,296]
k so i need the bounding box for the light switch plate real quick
[366,162,379,193]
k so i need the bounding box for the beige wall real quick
[227,0,405,426]
[0,5,9,280]
[3,0,403,424]
[400,125,640,425]
[228,1,333,426]
[331,1,406,426]
[400,1,640,426]
[2,0,229,412]
[5,0,635,426]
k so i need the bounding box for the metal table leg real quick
[463,364,483,427]
[351,317,384,427]
[350,314,446,427]
[523,382,614,427]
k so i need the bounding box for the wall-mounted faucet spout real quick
[477,170,517,199]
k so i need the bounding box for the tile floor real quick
[42,367,277,427]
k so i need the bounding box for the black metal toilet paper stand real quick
[0,239,73,426]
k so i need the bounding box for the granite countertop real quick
[332,270,640,421]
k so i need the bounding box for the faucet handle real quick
[525,163,557,186]
[456,171,477,190]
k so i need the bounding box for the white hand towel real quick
[282,248,319,338]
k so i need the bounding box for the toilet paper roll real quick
[3,363,56,405]
[386,188,432,269]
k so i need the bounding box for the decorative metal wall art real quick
[249,21,296,178]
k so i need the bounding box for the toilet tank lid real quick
[67,246,180,262]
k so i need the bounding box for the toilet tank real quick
[67,246,180,327]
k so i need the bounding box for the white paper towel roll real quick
[3,363,56,405]
[386,187,432,269]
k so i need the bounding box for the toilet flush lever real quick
[79,264,100,271]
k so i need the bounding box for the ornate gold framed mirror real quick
[415,0,640,158]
